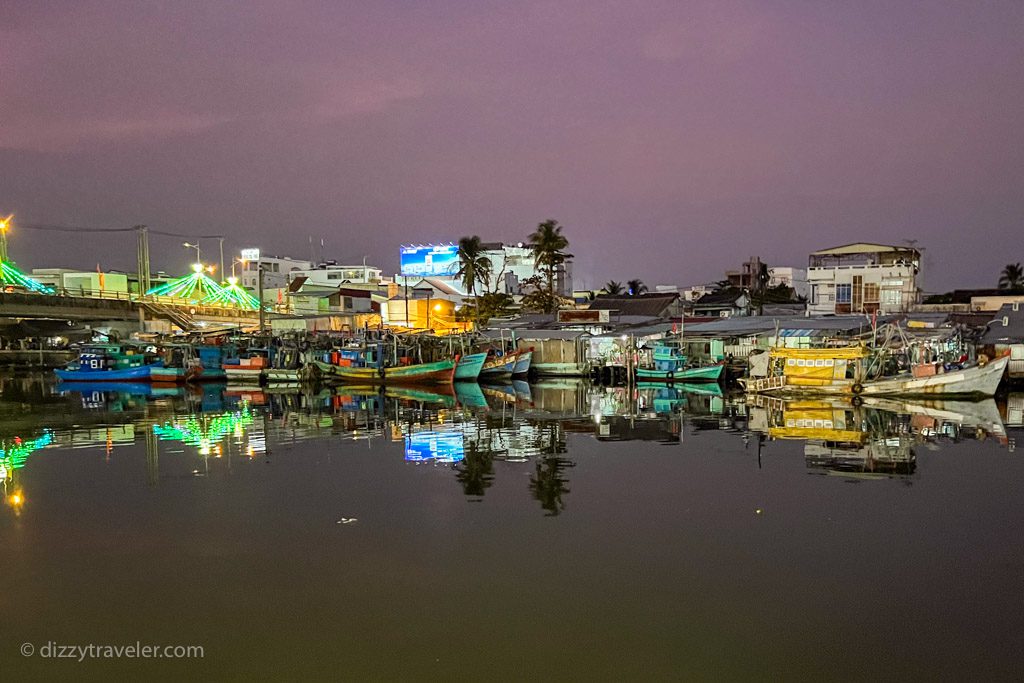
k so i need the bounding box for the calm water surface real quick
[2,376,1023,681]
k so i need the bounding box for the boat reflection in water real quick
[747,395,1008,479]
[1,376,1015,517]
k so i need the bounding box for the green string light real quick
[0,261,55,294]
[145,268,225,301]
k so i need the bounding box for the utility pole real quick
[258,263,266,334]
[218,237,225,283]
[135,225,150,296]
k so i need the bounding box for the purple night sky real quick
[2,0,1022,291]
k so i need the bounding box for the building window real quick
[836,284,852,304]
[881,289,902,308]
[864,283,879,303]
[327,273,342,280]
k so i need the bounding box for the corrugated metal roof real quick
[980,303,1024,343]
[683,315,876,336]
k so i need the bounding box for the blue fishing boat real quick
[479,350,519,379]
[512,349,533,376]
[54,344,166,382]
[454,352,488,380]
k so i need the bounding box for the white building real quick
[679,285,711,303]
[31,268,129,297]
[806,243,921,316]
[767,267,809,300]
[240,255,313,291]
[289,262,384,288]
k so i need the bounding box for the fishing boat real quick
[222,349,271,384]
[745,346,1009,398]
[454,351,488,380]
[479,350,519,379]
[635,343,724,383]
[149,344,204,383]
[312,357,456,384]
[55,344,168,382]
[512,349,533,376]
[265,343,305,384]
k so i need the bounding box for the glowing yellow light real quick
[191,263,204,273]
[206,265,216,274]
[9,491,24,507]
[0,214,12,232]
[434,303,443,311]
[227,276,239,286]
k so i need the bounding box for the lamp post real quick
[257,263,266,334]
[218,237,225,285]
[183,242,201,268]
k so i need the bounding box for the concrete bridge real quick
[0,291,260,335]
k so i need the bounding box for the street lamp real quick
[183,242,201,268]
[0,213,12,262]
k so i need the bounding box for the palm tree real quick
[999,263,1024,290]
[603,280,624,296]
[456,236,492,322]
[627,279,647,296]
[527,220,572,309]
[756,263,771,293]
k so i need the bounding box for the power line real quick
[20,223,224,239]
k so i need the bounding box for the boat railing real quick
[746,375,788,393]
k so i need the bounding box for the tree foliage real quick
[525,220,572,313]
[457,292,514,325]
[999,262,1024,290]
[627,279,647,296]
[455,235,492,296]
[603,280,624,296]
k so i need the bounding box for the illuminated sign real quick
[240,248,261,261]
[400,244,459,277]
[404,430,465,463]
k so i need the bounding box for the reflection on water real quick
[1,376,1016,515]
[3,373,1024,678]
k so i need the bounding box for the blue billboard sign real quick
[400,244,459,277]
[405,430,465,463]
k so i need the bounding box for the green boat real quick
[454,352,488,380]
[635,343,724,383]
[311,358,456,385]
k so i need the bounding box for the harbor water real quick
[2,376,1023,680]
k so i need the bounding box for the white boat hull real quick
[859,356,1008,397]
[748,356,1008,398]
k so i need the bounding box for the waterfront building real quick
[806,242,921,316]
[30,268,128,297]
[289,262,384,288]
[588,293,681,319]
[766,266,809,300]
[679,284,712,303]
[726,257,767,290]
[690,290,751,318]
[240,255,314,291]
